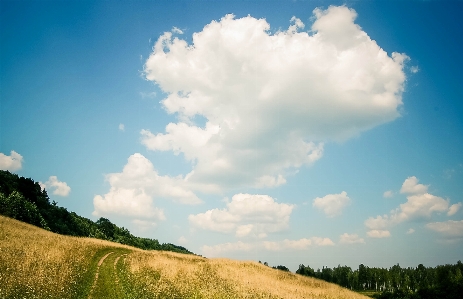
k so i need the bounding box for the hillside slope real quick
[0,215,368,299]
[0,170,192,254]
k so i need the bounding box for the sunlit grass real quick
[0,215,130,298]
[1,215,369,298]
[124,250,370,298]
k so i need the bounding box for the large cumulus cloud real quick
[142,6,408,191]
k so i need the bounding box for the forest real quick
[296,261,463,299]
[0,170,192,254]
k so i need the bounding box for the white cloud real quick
[141,6,407,191]
[313,191,350,217]
[383,190,394,198]
[365,193,449,229]
[366,177,461,235]
[178,236,188,245]
[288,16,305,34]
[448,203,462,216]
[133,219,158,231]
[172,27,183,34]
[400,176,428,194]
[410,66,419,73]
[189,193,294,238]
[93,153,201,220]
[406,228,415,234]
[119,123,125,131]
[201,241,253,257]
[394,193,449,222]
[426,220,463,239]
[365,214,390,230]
[367,230,391,238]
[202,237,334,257]
[139,91,157,99]
[40,176,71,197]
[339,233,365,244]
[264,239,312,251]
[38,181,46,191]
[264,237,335,251]
[311,237,335,246]
[235,224,254,238]
[0,150,23,172]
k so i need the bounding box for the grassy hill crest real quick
[0,215,370,298]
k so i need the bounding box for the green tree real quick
[296,264,316,277]
[0,170,195,255]
[0,191,49,230]
[359,264,368,290]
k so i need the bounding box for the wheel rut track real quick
[88,251,128,299]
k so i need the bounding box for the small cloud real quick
[406,228,415,234]
[365,192,449,230]
[365,214,390,230]
[288,16,305,33]
[189,193,294,238]
[265,239,310,251]
[383,190,394,198]
[426,220,463,239]
[139,91,157,99]
[178,236,188,245]
[313,191,350,217]
[263,237,334,251]
[367,230,391,238]
[0,150,23,172]
[133,219,158,231]
[40,176,71,197]
[172,27,184,34]
[339,233,365,244]
[400,176,428,194]
[366,176,461,235]
[448,203,462,216]
[119,123,125,131]
[311,237,335,246]
[410,66,419,73]
[254,174,286,188]
[93,153,199,220]
[201,236,334,257]
[202,241,253,257]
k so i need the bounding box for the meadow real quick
[0,215,369,299]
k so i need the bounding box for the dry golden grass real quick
[0,215,131,298]
[126,250,370,299]
[1,215,369,299]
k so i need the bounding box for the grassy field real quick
[0,215,369,299]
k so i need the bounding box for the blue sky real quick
[1,0,462,271]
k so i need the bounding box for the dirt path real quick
[113,254,127,287]
[88,252,114,299]
[88,250,129,299]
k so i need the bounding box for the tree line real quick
[0,170,193,254]
[296,261,463,299]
